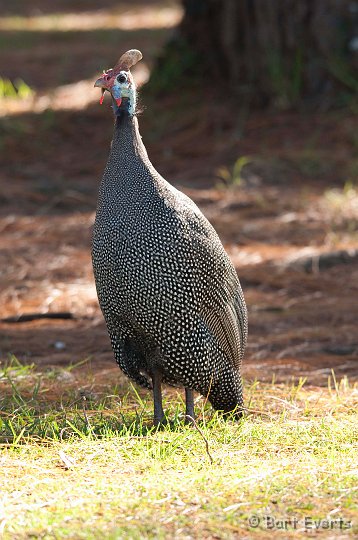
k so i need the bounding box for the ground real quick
[0,1,357,538]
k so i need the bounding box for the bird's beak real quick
[94,75,122,107]
[94,74,113,90]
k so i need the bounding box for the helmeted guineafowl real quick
[92,49,248,425]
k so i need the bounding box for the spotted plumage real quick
[92,49,248,423]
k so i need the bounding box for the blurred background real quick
[0,0,357,387]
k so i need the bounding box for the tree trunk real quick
[156,0,358,108]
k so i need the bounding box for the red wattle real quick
[99,94,105,105]
[116,98,122,107]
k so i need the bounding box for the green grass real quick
[319,181,358,241]
[0,359,357,538]
[0,77,33,100]
[216,156,253,189]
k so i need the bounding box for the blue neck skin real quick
[112,97,133,119]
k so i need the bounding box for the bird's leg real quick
[185,388,195,424]
[152,368,166,426]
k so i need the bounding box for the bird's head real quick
[94,49,143,116]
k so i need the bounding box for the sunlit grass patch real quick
[317,181,358,244]
[322,181,358,221]
[0,78,33,100]
[0,357,357,537]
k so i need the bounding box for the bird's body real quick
[92,50,247,422]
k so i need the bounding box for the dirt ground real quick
[0,0,357,394]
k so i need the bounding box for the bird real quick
[92,49,248,425]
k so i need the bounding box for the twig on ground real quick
[242,407,272,417]
[203,375,213,411]
[186,415,213,465]
[1,312,74,323]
